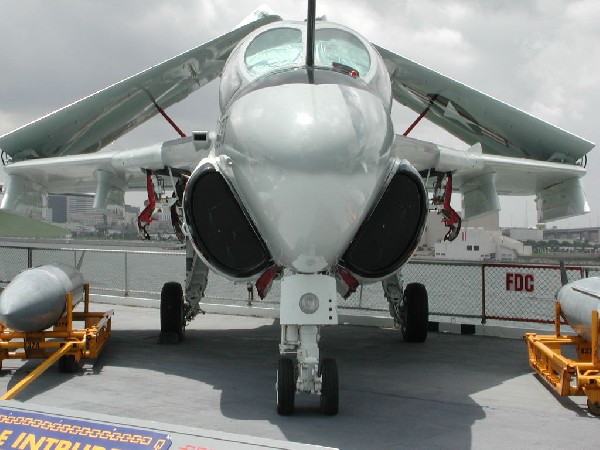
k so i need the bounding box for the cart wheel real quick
[588,399,600,416]
[58,355,79,373]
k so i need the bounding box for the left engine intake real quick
[183,161,273,280]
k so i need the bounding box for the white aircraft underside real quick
[0,3,595,416]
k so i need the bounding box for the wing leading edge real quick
[1,133,215,214]
[375,45,594,164]
[392,135,589,223]
[0,9,281,161]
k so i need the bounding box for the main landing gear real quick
[159,239,208,344]
[384,273,429,343]
[159,281,185,343]
[277,274,339,416]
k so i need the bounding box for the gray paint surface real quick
[558,276,600,342]
[0,264,84,332]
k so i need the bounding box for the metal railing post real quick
[481,264,486,324]
[27,248,33,268]
[124,252,129,297]
[358,285,364,309]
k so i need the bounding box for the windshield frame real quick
[220,20,392,112]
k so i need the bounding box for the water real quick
[1,239,596,324]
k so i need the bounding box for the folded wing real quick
[376,45,594,164]
[0,9,281,161]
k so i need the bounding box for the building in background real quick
[44,193,182,238]
[434,227,531,261]
[543,227,600,245]
[419,210,531,261]
[507,227,544,242]
[47,195,67,223]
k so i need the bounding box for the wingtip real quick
[235,4,279,29]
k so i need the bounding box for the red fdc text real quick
[505,273,534,292]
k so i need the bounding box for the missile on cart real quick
[0,264,85,332]
[557,277,600,342]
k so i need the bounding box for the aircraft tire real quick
[320,358,339,416]
[277,358,295,415]
[58,355,79,373]
[401,282,428,343]
[161,281,185,342]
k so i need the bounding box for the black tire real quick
[58,355,79,373]
[320,358,339,416]
[161,282,185,342]
[277,358,295,416]
[401,283,428,343]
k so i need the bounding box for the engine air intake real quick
[184,162,273,279]
[340,162,428,279]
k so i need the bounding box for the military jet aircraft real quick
[0,1,594,415]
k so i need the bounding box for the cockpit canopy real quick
[219,21,391,111]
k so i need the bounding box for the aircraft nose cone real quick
[217,73,394,272]
[221,75,392,171]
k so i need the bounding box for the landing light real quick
[299,292,319,314]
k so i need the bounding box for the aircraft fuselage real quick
[184,20,427,282]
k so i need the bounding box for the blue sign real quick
[0,408,171,449]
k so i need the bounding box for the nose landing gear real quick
[276,274,339,416]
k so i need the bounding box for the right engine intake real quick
[339,160,428,280]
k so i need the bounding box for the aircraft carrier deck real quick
[0,302,598,449]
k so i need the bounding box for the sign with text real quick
[505,273,534,292]
[482,263,584,322]
[0,408,171,450]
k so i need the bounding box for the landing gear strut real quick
[432,172,461,242]
[277,274,339,415]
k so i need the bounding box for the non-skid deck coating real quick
[0,303,598,449]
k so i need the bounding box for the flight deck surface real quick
[0,303,598,449]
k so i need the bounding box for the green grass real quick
[0,210,70,238]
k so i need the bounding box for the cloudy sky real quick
[1,0,599,228]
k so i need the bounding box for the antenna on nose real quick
[306,0,316,67]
